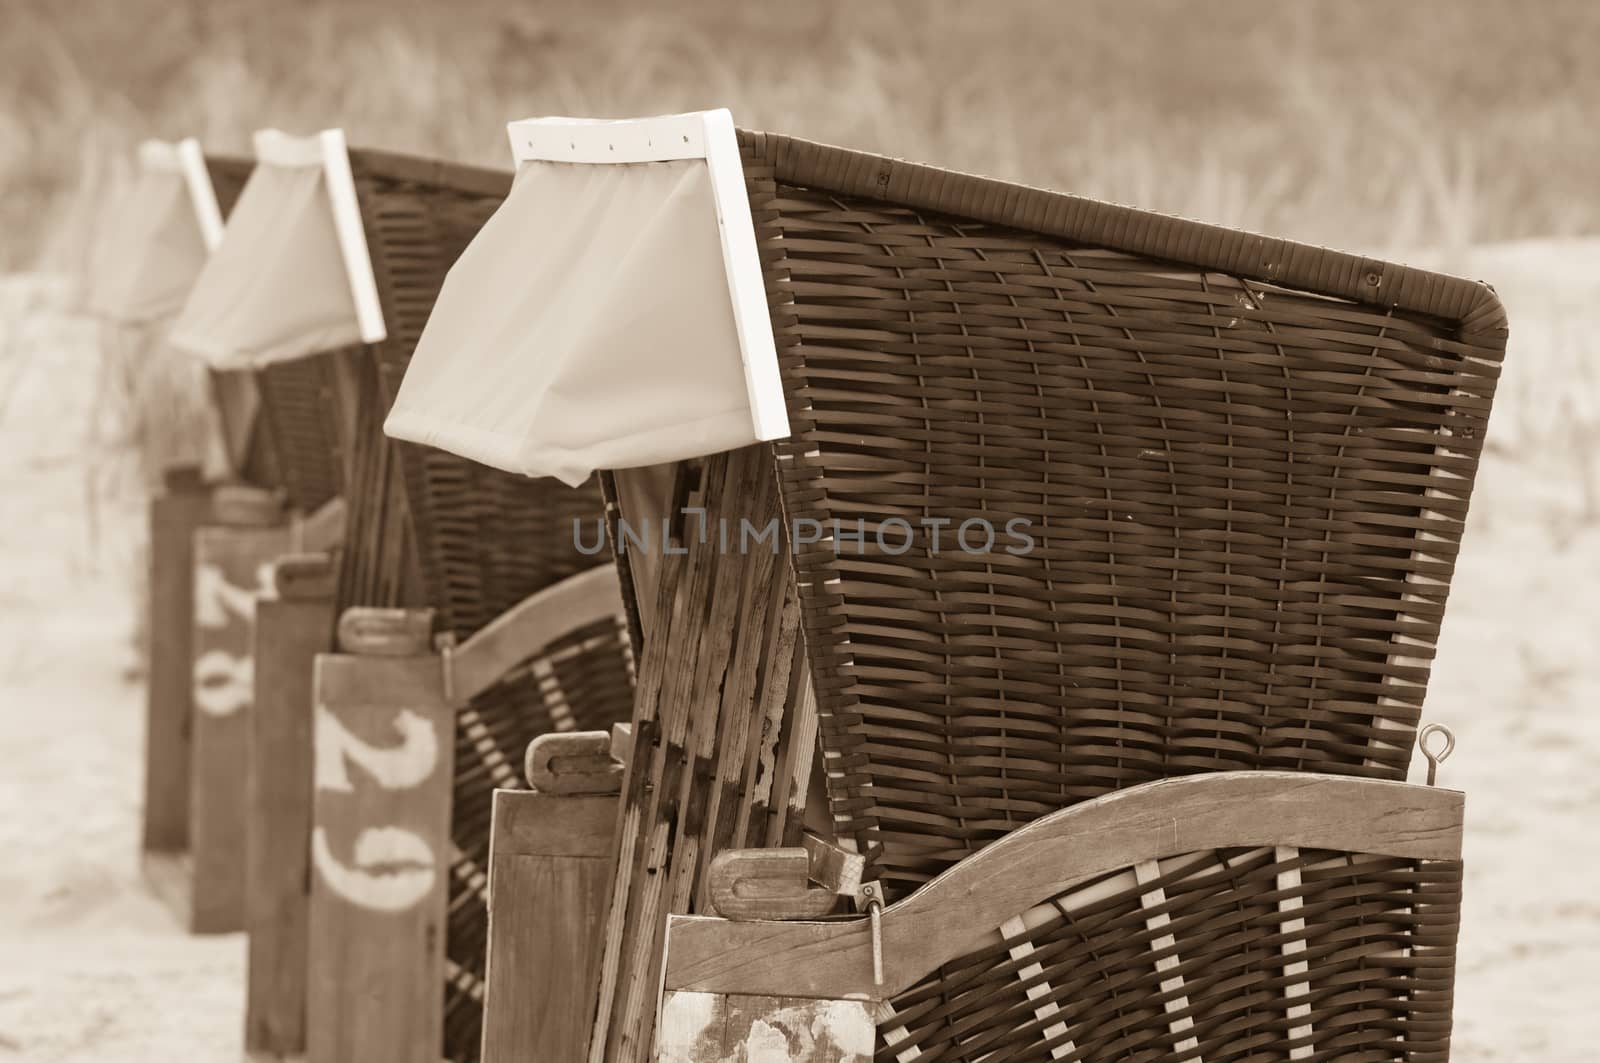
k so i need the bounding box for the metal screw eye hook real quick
[861,881,885,986]
[1418,723,1456,786]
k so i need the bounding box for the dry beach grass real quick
[0,1,1595,1058]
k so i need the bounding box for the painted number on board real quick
[192,560,274,717]
[313,705,441,913]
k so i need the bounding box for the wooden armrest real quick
[446,565,624,703]
[525,731,623,795]
[664,771,1465,1002]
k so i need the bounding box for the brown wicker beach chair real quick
[384,112,1505,1061]
[96,139,290,935]
[349,145,635,1063]
[174,129,634,1063]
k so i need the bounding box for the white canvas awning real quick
[87,138,222,324]
[383,110,786,487]
[169,128,385,370]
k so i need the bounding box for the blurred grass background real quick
[4,0,1598,273]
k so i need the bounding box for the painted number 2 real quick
[193,560,274,717]
[312,704,440,913]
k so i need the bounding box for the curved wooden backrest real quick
[663,772,1464,1061]
[741,130,1506,896]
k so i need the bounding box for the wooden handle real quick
[525,731,623,795]
[336,607,436,657]
[209,484,286,527]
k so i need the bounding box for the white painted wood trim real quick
[174,137,226,251]
[1134,860,1200,1058]
[1001,911,1075,1059]
[1275,845,1315,1060]
[137,138,182,173]
[502,109,789,444]
[251,127,388,344]
[317,129,387,344]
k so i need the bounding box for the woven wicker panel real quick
[204,155,253,215]
[255,353,347,513]
[332,347,423,616]
[349,155,636,1063]
[878,846,1461,1062]
[747,136,1504,897]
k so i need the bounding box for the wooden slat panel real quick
[246,591,334,1058]
[190,524,289,933]
[480,790,615,1062]
[590,445,813,1063]
[142,481,209,861]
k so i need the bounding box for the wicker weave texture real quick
[880,847,1462,1061]
[742,133,1506,897]
[255,354,347,513]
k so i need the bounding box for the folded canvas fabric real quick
[384,110,785,487]
[87,141,213,324]
[169,130,379,370]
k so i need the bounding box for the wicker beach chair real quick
[175,128,634,1063]
[96,138,291,934]
[87,137,276,488]
[385,112,1506,1061]
[349,143,636,1063]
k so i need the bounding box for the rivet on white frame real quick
[503,109,789,444]
[252,127,388,345]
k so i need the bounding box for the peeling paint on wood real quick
[657,992,874,1062]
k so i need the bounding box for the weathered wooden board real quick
[189,522,290,933]
[306,648,453,1063]
[656,991,874,1062]
[590,446,816,1063]
[142,473,210,863]
[245,580,335,1058]
[480,790,615,1063]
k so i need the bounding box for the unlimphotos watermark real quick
[575,510,1036,557]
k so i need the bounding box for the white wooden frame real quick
[504,110,788,444]
[252,128,388,345]
[138,137,225,252]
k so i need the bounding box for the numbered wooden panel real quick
[189,523,290,933]
[307,652,454,1063]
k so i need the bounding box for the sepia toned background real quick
[1,1,1595,1059]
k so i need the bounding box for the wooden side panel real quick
[590,446,815,1063]
[307,652,453,1063]
[143,484,208,858]
[480,790,615,1063]
[656,992,874,1062]
[190,524,289,933]
[246,593,335,1058]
